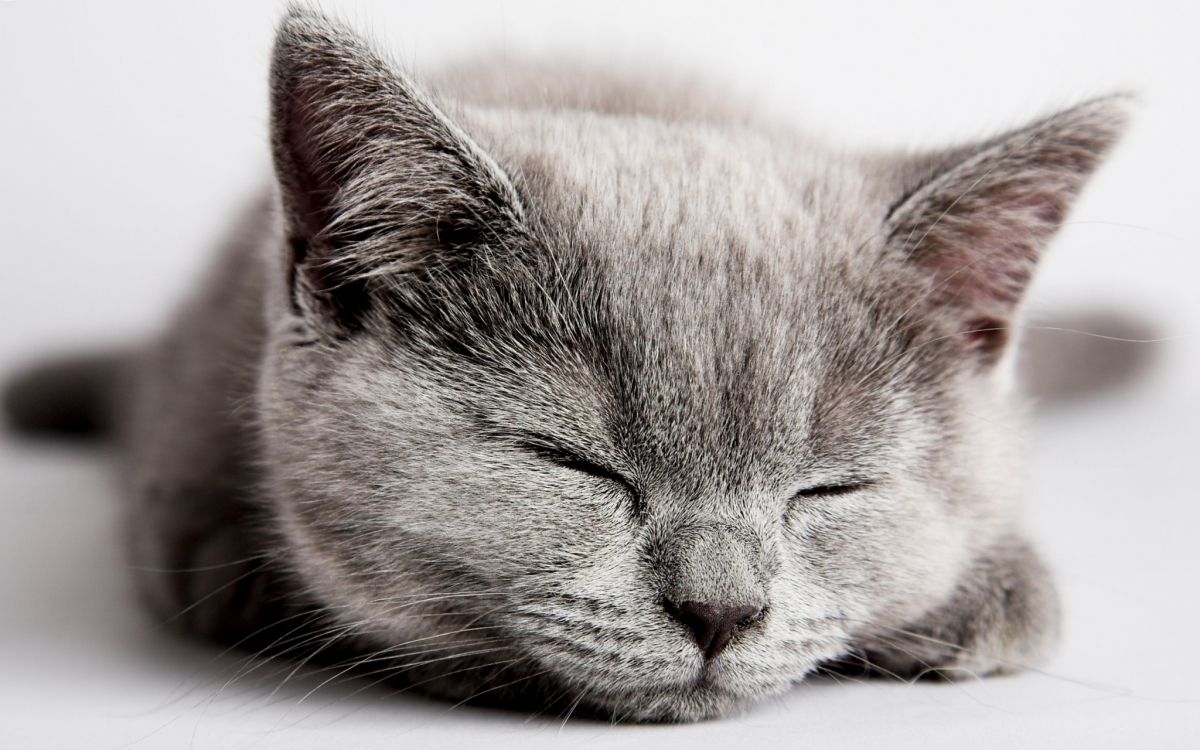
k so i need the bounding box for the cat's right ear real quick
[269,8,525,330]
[875,96,1130,366]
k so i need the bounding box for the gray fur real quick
[4,8,1130,722]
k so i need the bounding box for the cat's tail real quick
[3,349,132,439]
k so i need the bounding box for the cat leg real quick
[124,480,289,648]
[841,535,1060,680]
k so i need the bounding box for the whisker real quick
[161,561,267,624]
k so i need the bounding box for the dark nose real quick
[664,599,765,660]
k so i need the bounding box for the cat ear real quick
[881,96,1130,363]
[269,9,524,328]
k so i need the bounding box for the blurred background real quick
[1,1,1196,748]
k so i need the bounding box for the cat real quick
[4,7,1130,722]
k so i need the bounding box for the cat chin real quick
[524,658,808,723]
[572,680,776,723]
[389,639,803,722]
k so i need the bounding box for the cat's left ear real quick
[879,96,1130,364]
[269,8,525,330]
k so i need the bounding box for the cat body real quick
[5,10,1128,722]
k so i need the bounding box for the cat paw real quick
[125,485,284,647]
[836,535,1060,680]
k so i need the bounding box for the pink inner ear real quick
[1014,183,1072,226]
[280,81,342,241]
[912,181,1071,315]
[920,228,1038,313]
[959,243,1034,307]
[962,316,1010,361]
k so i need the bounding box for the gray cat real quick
[5,8,1129,722]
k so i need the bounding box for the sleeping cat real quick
[4,8,1129,722]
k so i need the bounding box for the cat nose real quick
[664,599,766,660]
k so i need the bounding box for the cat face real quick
[257,10,1126,721]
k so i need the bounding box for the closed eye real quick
[515,437,639,495]
[519,439,644,520]
[790,481,873,501]
[532,445,627,485]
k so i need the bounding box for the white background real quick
[1,1,1197,747]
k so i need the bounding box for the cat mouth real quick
[684,662,721,691]
[500,625,804,721]
[523,636,838,721]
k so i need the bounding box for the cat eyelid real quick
[512,434,637,492]
[790,480,874,501]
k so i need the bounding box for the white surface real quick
[1,1,1198,748]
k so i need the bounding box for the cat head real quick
[257,9,1127,720]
